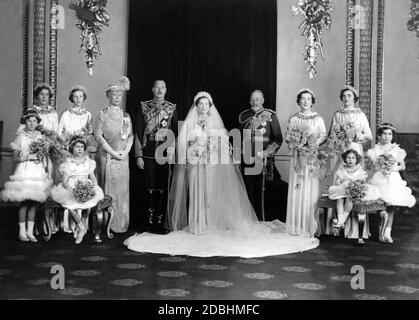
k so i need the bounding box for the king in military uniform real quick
[238,90,283,221]
[135,80,178,234]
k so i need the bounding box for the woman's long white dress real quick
[285,112,327,237]
[124,103,319,258]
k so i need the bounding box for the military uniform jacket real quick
[134,99,178,159]
[238,107,283,158]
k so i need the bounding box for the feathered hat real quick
[105,76,130,94]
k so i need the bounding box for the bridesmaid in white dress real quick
[367,123,416,243]
[2,110,52,242]
[328,85,373,239]
[285,89,327,237]
[16,84,60,234]
[17,83,59,134]
[58,86,94,143]
[58,85,94,233]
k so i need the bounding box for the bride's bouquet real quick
[374,153,396,176]
[73,180,96,203]
[187,136,208,166]
[325,121,357,155]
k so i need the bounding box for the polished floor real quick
[0,212,418,300]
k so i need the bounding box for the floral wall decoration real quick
[291,0,332,79]
[69,0,111,75]
[407,0,419,57]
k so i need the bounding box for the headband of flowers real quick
[341,85,359,99]
[378,123,397,132]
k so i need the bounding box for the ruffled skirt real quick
[51,182,104,210]
[1,161,52,203]
[370,172,416,207]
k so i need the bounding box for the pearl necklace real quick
[68,107,88,116]
[32,105,56,114]
[337,107,362,114]
[296,112,318,120]
[108,105,130,140]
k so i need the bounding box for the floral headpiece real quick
[341,85,359,100]
[193,91,213,106]
[298,88,316,99]
[378,123,397,133]
[69,135,87,149]
[34,82,54,95]
[105,76,130,93]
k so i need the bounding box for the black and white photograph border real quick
[0,0,418,304]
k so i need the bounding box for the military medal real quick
[260,128,267,134]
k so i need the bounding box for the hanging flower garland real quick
[407,0,419,57]
[69,0,111,76]
[291,0,332,79]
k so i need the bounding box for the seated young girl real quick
[367,123,416,243]
[51,135,104,244]
[328,149,380,229]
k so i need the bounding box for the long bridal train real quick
[124,91,319,258]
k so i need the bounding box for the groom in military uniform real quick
[239,90,283,221]
[135,80,178,234]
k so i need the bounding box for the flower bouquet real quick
[73,180,96,203]
[186,137,207,166]
[36,125,70,164]
[325,121,357,155]
[287,124,320,187]
[374,153,396,176]
[29,139,50,161]
[346,179,367,202]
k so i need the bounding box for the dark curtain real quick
[126,0,277,129]
[127,0,280,229]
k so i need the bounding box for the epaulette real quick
[238,108,253,124]
[164,101,176,108]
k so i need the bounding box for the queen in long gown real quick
[124,91,319,258]
[328,86,373,239]
[95,77,133,233]
[285,89,327,237]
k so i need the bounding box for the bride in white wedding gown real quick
[124,92,319,258]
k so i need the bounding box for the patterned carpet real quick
[0,212,419,300]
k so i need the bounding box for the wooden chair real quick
[43,195,114,244]
[315,186,387,244]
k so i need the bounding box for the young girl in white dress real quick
[58,86,94,232]
[367,123,416,243]
[58,86,93,143]
[328,149,380,231]
[51,136,104,244]
[2,110,52,242]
